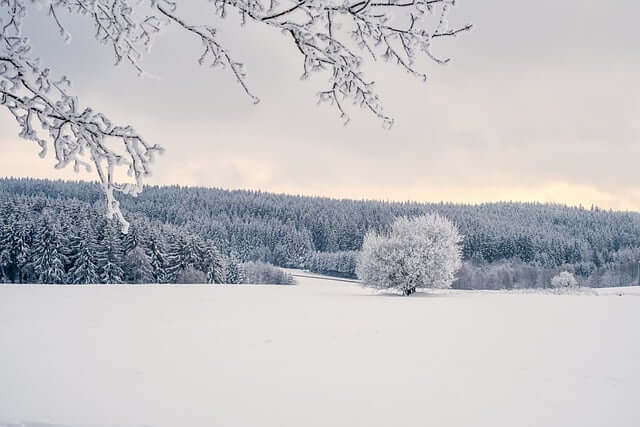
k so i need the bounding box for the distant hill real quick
[2,177,640,275]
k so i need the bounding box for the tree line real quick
[0,193,233,284]
[3,178,640,288]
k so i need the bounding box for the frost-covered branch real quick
[215,0,472,126]
[0,0,168,233]
[1,0,471,231]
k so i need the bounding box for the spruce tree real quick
[97,222,124,284]
[0,205,33,282]
[165,234,207,281]
[29,217,68,284]
[204,243,225,284]
[0,214,12,282]
[225,251,246,284]
[68,221,99,284]
[147,231,168,284]
[122,223,152,283]
[125,246,153,284]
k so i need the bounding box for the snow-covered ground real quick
[1,275,639,427]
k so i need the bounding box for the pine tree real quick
[29,216,68,284]
[0,213,11,282]
[0,204,33,283]
[122,223,152,283]
[0,247,9,283]
[147,231,168,284]
[97,222,124,284]
[165,234,207,281]
[68,221,99,284]
[123,223,138,255]
[225,251,246,284]
[163,234,183,282]
[204,243,225,284]
[124,246,153,284]
[182,235,207,271]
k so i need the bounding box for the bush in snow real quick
[357,214,462,295]
[242,262,294,285]
[551,271,578,289]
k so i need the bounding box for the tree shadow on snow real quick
[356,289,454,298]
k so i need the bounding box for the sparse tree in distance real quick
[0,1,471,231]
[357,213,462,295]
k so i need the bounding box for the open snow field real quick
[1,275,639,427]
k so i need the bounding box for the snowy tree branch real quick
[1,0,471,232]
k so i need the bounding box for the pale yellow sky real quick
[1,0,639,211]
[3,136,639,211]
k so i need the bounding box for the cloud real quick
[1,1,639,210]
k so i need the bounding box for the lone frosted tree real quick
[0,0,472,231]
[357,213,462,295]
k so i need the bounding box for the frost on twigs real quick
[1,0,470,231]
[222,0,472,126]
[0,0,173,232]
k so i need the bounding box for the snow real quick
[1,275,639,427]
[592,286,640,297]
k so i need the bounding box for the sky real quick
[1,1,639,210]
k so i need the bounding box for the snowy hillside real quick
[1,275,639,427]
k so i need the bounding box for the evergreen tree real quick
[225,251,246,284]
[204,243,225,284]
[97,223,124,284]
[166,234,207,280]
[68,221,100,284]
[123,222,142,255]
[29,216,68,284]
[124,246,153,284]
[0,214,11,282]
[0,246,9,283]
[122,223,152,283]
[0,205,33,282]
[147,231,168,284]
[5,178,640,288]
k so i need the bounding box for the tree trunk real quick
[403,286,416,296]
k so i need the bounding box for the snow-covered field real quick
[1,275,639,427]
